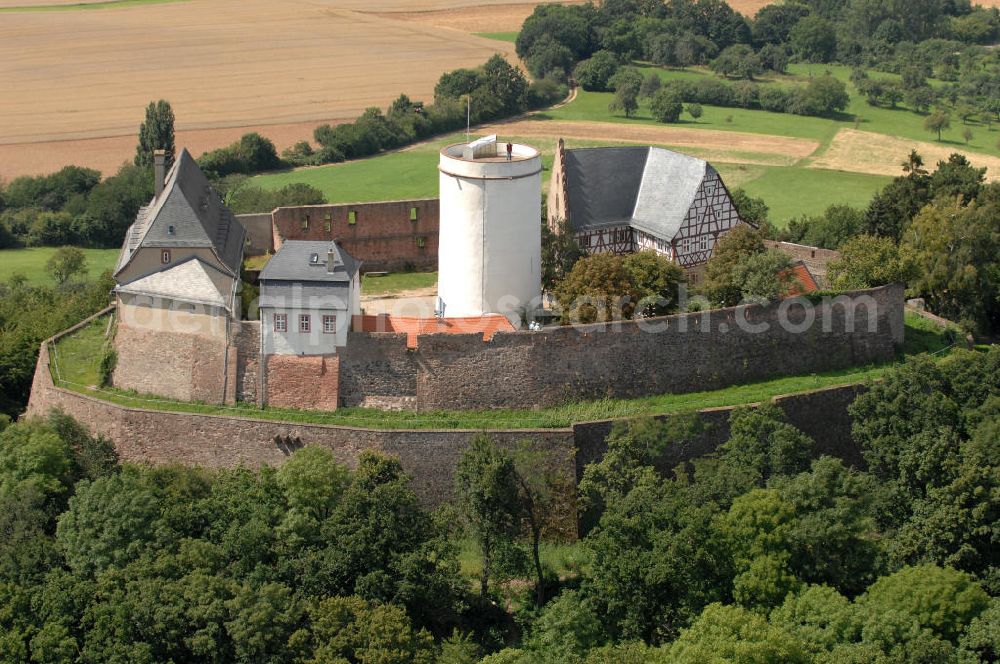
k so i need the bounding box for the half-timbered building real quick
[548,139,747,268]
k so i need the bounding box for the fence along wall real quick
[339,284,905,410]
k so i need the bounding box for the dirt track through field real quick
[809,128,1000,181]
[477,119,820,164]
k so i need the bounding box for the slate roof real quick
[563,146,710,240]
[116,257,230,311]
[258,241,360,309]
[115,148,246,277]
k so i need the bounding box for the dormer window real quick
[167,225,175,236]
[161,250,171,264]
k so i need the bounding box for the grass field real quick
[51,312,955,430]
[0,247,119,285]
[474,31,518,42]
[251,133,558,202]
[739,167,891,222]
[362,271,437,295]
[48,314,110,387]
[457,538,588,582]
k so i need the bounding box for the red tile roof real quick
[785,261,820,296]
[355,314,515,349]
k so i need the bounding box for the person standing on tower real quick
[506,141,513,161]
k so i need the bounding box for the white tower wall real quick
[438,140,542,321]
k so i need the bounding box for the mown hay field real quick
[0,0,523,177]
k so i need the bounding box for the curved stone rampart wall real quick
[340,284,905,410]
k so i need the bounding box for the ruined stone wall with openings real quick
[271,199,439,272]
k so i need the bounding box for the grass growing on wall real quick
[0,247,120,286]
[49,313,957,431]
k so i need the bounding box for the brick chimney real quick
[153,150,166,197]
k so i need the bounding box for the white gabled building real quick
[258,241,361,355]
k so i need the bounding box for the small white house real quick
[258,241,361,355]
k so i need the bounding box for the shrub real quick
[573,50,620,91]
[98,348,116,388]
[650,88,684,123]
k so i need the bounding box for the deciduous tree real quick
[135,100,175,167]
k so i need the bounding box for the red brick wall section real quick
[271,199,439,272]
[265,354,339,411]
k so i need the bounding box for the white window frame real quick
[273,313,287,332]
[322,315,336,334]
[161,249,171,264]
[299,314,311,333]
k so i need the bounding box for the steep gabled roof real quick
[562,146,712,240]
[116,256,231,311]
[563,146,648,231]
[115,148,246,277]
[259,241,360,283]
[258,241,361,310]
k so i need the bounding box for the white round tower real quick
[437,136,542,322]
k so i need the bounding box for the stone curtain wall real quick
[29,337,869,537]
[338,332,419,407]
[573,384,868,484]
[271,199,440,272]
[28,342,577,533]
[112,323,230,404]
[234,213,274,256]
[339,284,904,411]
[264,354,340,411]
[234,321,261,404]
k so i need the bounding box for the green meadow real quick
[249,61,997,227]
[0,247,120,285]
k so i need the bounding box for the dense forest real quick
[1,346,999,662]
[517,0,999,124]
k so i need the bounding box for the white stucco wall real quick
[261,306,348,355]
[117,295,230,339]
[437,142,542,320]
[260,275,359,355]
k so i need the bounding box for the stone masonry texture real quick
[29,337,872,538]
[113,323,230,404]
[264,354,340,411]
[338,284,905,411]
[234,321,261,404]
